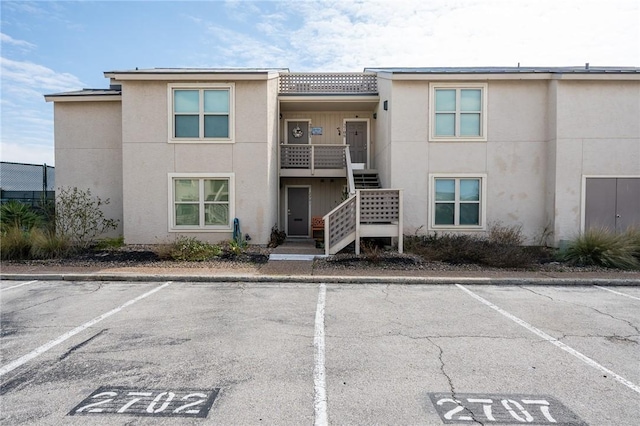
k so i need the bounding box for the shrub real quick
[404,225,535,269]
[223,238,247,258]
[55,187,119,249]
[157,236,221,261]
[488,223,524,246]
[0,201,43,231]
[361,239,384,263]
[94,236,125,250]
[624,227,640,260]
[0,226,32,260]
[267,224,286,248]
[29,228,72,259]
[562,228,640,270]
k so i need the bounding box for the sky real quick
[1,0,639,166]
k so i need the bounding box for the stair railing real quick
[323,192,357,255]
[344,146,356,195]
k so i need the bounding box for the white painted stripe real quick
[0,282,171,377]
[594,285,640,301]
[456,284,640,395]
[1,280,38,291]
[313,283,328,426]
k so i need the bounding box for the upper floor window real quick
[429,83,487,141]
[169,83,234,142]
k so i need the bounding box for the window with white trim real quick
[431,175,486,228]
[430,83,487,141]
[169,84,234,142]
[169,174,234,230]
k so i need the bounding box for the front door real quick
[346,121,367,167]
[287,120,310,144]
[287,187,310,236]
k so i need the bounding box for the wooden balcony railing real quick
[280,144,346,176]
[279,73,378,94]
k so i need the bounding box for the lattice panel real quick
[314,146,346,169]
[329,196,357,246]
[280,73,377,94]
[359,190,400,223]
[280,145,311,168]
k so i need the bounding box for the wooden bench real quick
[311,216,325,241]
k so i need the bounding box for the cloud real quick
[0,57,85,92]
[198,0,639,70]
[0,141,54,166]
[0,32,36,49]
[0,57,83,166]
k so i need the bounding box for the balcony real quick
[280,144,347,177]
[279,73,377,94]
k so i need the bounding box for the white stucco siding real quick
[487,81,548,142]
[390,81,429,142]
[120,79,277,245]
[552,80,640,243]
[121,142,174,244]
[556,81,640,139]
[486,141,548,243]
[53,101,123,237]
[121,81,167,143]
[387,79,551,242]
[374,77,393,188]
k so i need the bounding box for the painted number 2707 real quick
[428,393,585,425]
[69,386,219,418]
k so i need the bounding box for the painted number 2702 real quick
[69,386,219,418]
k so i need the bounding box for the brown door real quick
[346,121,367,165]
[585,178,640,232]
[287,187,309,236]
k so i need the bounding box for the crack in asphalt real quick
[425,337,484,426]
[558,333,639,343]
[520,286,555,300]
[7,294,68,314]
[58,329,108,361]
[5,283,104,314]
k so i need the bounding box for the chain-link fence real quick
[0,161,55,207]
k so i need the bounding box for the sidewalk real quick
[2,239,640,285]
[3,261,640,286]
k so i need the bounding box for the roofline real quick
[104,68,287,81]
[44,92,122,102]
[368,66,640,81]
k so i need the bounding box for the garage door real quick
[585,178,640,232]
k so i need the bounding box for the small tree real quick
[55,187,119,249]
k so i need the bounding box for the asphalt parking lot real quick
[1,280,638,425]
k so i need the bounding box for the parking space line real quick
[313,283,328,426]
[456,284,640,395]
[0,282,172,377]
[1,280,38,292]
[594,286,640,301]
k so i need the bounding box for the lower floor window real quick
[431,175,485,228]
[169,173,234,230]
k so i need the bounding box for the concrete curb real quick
[2,273,639,286]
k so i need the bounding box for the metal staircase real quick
[352,169,381,189]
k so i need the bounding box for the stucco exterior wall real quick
[374,77,393,188]
[120,79,277,245]
[388,80,550,243]
[552,80,640,243]
[53,101,123,237]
